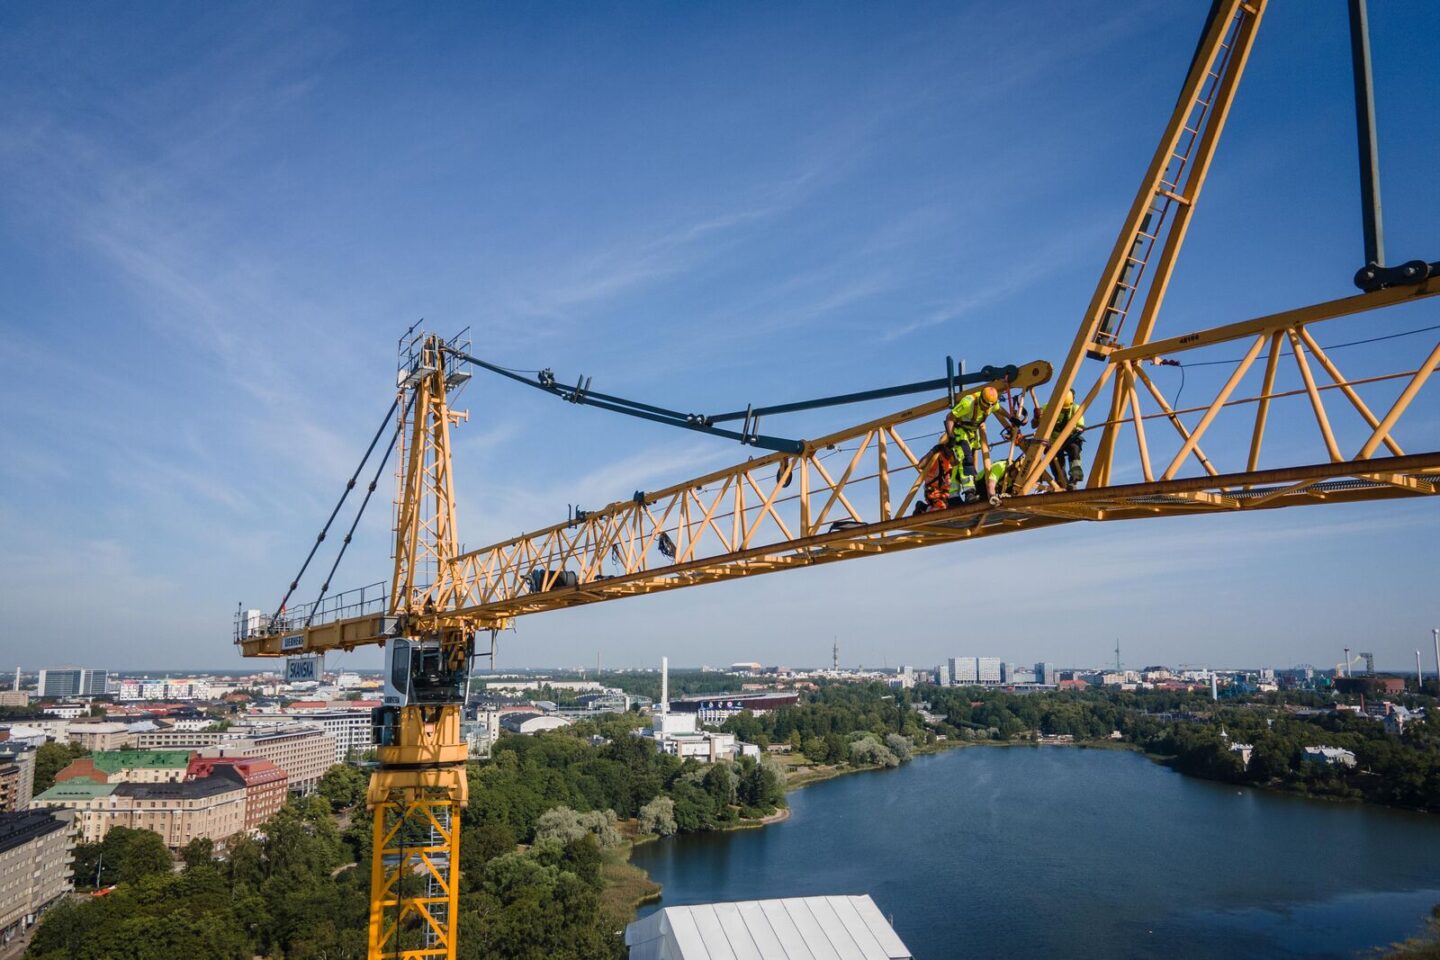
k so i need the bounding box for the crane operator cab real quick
[373,637,469,747]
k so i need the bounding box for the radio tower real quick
[1114,639,1122,673]
[833,639,839,673]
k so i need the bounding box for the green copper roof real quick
[90,750,192,772]
[34,782,117,801]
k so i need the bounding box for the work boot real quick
[1069,462,1084,486]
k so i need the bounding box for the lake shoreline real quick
[609,736,1433,925]
[621,743,1440,959]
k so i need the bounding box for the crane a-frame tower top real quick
[234,2,1438,957]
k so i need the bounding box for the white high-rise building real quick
[948,658,978,685]
[36,669,108,699]
[977,658,1003,685]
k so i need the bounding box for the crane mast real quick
[367,333,474,959]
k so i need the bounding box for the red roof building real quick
[187,756,288,831]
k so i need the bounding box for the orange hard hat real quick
[980,386,999,406]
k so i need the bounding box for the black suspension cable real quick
[1175,321,1440,368]
[305,417,403,626]
[272,398,399,621]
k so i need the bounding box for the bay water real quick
[630,746,1440,959]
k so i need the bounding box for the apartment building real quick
[0,748,35,812]
[187,757,287,831]
[55,750,192,785]
[33,774,247,848]
[138,723,335,792]
[135,729,227,750]
[0,811,72,942]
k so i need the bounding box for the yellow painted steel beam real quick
[423,452,1438,626]
[1111,275,1440,364]
[244,448,1439,658]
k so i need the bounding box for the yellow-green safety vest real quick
[1041,401,1084,439]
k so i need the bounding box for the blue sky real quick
[1,1,1436,674]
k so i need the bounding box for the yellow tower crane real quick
[235,1,1439,956]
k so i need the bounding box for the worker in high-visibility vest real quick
[944,385,1021,503]
[1038,389,1085,488]
[982,436,1035,505]
[915,441,958,514]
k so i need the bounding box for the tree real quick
[181,837,214,871]
[463,821,517,870]
[318,763,368,812]
[848,733,899,768]
[534,806,621,849]
[71,827,172,888]
[117,829,173,883]
[33,740,88,794]
[638,796,677,836]
[703,762,737,807]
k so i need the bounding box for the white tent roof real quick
[625,895,912,960]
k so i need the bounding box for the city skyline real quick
[2,2,1438,673]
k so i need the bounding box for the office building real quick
[248,710,373,764]
[665,692,799,725]
[65,722,137,752]
[196,724,335,793]
[1036,662,1058,686]
[948,657,977,685]
[0,811,72,942]
[934,663,950,686]
[36,669,108,699]
[977,657,1003,685]
[0,747,36,812]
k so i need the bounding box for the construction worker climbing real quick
[1038,388,1085,489]
[944,384,1021,504]
[916,442,957,514]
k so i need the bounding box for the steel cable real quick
[305,415,404,626]
[272,398,399,622]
